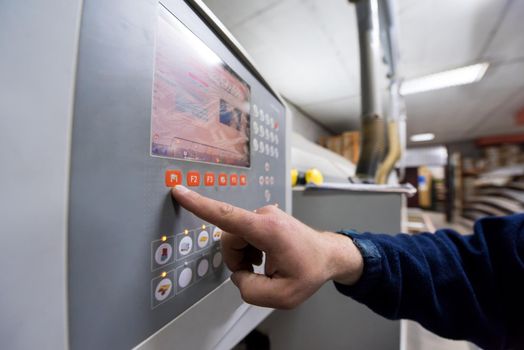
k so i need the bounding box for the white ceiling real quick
[203,0,524,145]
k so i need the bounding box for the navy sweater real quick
[334,214,524,349]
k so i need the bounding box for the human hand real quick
[171,185,363,309]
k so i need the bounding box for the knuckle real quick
[219,203,235,217]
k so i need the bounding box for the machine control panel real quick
[67,1,287,349]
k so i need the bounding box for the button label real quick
[218,173,228,186]
[239,175,247,186]
[187,171,201,186]
[230,174,238,186]
[165,170,182,187]
[204,172,215,186]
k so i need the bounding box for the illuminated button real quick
[212,251,223,269]
[253,138,259,152]
[259,176,264,186]
[218,173,228,186]
[204,172,215,186]
[265,162,270,172]
[197,230,210,249]
[197,258,210,277]
[165,170,182,187]
[229,173,238,186]
[186,171,201,187]
[212,226,223,242]
[259,126,265,138]
[178,235,193,256]
[239,174,247,186]
[264,189,271,202]
[155,242,173,265]
[253,121,259,135]
[178,267,193,288]
[154,278,173,301]
[270,176,275,185]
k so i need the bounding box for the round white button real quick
[197,230,209,249]
[212,251,223,269]
[259,176,264,186]
[155,242,173,265]
[178,235,193,256]
[178,267,193,288]
[212,227,223,242]
[197,258,210,277]
[252,104,258,117]
[253,138,259,152]
[155,278,172,301]
[264,189,271,202]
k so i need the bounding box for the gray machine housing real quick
[0,1,290,349]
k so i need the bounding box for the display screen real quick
[151,5,251,167]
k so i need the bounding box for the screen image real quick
[151,5,251,167]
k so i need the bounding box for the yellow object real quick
[291,169,298,186]
[161,271,167,278]
[184,229,189,235]
[161,235,167,242]
[375,120,401,184]
[201,224,206,230]
[305,168,324,185]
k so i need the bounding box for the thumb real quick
[231,270,290,309]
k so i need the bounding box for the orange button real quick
[239,174,247,186]
[186,171,201,187]
[204,172,215,186]
[165,170,182,187]
[230,174,238,186]
[218,173,228,186]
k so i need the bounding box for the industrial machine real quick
[1,1,289,349]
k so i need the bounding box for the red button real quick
[204,172,215,186]
[239,175,247,186]
[230,174,238,186]
[165,170,182,187]
[218,173,228,186]
[186,171,201,187]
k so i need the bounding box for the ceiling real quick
[203,0,524,146]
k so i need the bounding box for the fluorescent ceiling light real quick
[410,133,435,142]
[401,62,489,95]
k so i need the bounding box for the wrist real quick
[320,231,364,285]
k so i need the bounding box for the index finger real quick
[171,185,260,241]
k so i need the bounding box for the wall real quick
[286,99,333,143]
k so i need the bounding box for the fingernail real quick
[173,185,190,194]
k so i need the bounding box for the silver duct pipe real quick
[351,0,386,182]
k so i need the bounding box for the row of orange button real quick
[165,170,247,187]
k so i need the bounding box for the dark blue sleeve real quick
[334,214,524,349]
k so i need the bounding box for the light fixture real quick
[410,133,435,142]
[400,62,489,95]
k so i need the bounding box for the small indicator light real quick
[161,271,167,278]
[161,235,167,242]
[184,229,189,235]
[202,224,206,230]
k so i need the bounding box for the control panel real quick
[67,1,286,349]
